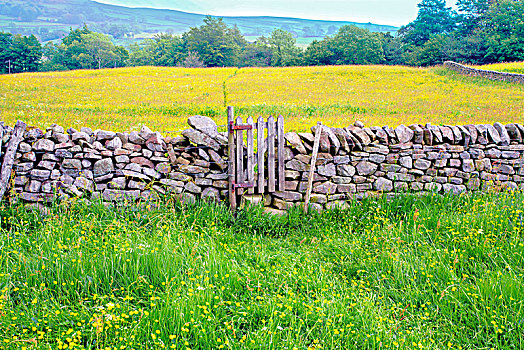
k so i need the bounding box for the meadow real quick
[1,63,523,133]
[1,192,523,349]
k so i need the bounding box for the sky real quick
[95,0,458,27]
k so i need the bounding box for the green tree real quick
[150,33,186,66]
[400,0,457,45]
[183,16,247,67]
[330,25,385,65]
[482,0,524,62]
[0,32,42,74]
[260,29,302,67]
[77,32,119,69]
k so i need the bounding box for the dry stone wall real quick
[444,61,524,84]
[1,117,524,212]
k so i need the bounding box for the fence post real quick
[227,106,236,212]
[304,122,322,213]
[0,121,26,200]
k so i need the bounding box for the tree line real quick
[1,0,523,74]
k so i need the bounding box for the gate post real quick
[227,106,237,212]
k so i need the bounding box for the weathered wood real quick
[0,121,26,200]
[257,116,265,194]
[236,116,244,195]
[227,106,236,212]
[267,116,276,193]
[0,122,5,160]
[246,116,255,195]
[277,115,285,191]
[304,122,322,213]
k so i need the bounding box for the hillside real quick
[0,0,398,44]
[0,64,523,133]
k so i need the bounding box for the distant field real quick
[1,64,523,133]
[476,61,524,75]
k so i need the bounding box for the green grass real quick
[1,192,524,349]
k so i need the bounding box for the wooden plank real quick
[304,122,323,213]
[246,116,254,195]
[277,115,285,191]
[267,116,276,193]
[236,116,244,195]
[257,116,265,194]
[227,106,236,211]
[0,121,26,200]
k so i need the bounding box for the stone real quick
[285,132,307,154]
[334,155,350,164]
[62,158,82,170]
[30,169,51,181]
[33,139,55,152]
[131,157,154,168]
[347,126,371,146]
[332,128,351,152]
[443,184,466,195]
[494,122,510,146]
[374,177,393,192]
[414,159,431,170]
[96,130,116,141]
[505,124,523,143]
[182,129,221,151]
[337,164,356,177]
[108,177,126,190]
[105,137,123,151]
[286,159,308,172]
[274,191,303,201]
[184,182,202,194]
[115,155,130,163]
[317,163,336,177]
[356,161,377,176]
[208,149,227,170]
[462,159,475,173]
[313,182,337,195]
[399,156,413,169]
[457,126,471,146]
[71,132,90,142]
[122,170,150,181]
[440,126,454,144]
[178,165,206,174]
[138,126,155,141]
[93,159,114,178]
[103,189,140,202]
[74,177,94,192]
[26,180,42,193]
[485,124,501,144]
[188,115,220,138]
[310,194,327,204]
[38,160,55,171]
[155,162,171,174]
[129,132,145,144]
[395,124,414,144]
[409,124,424,144]
[310,125,331,152]
[22,152,36,162]
[371,126,388,144]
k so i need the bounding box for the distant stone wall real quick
[444,61,524,84]
[1,117,524,212]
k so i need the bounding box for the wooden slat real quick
[0,121,26,200]
[267,116,276,193]
[236,117,244,195]
[246,116,255,195]
[277,115,285,191]
[227,106,236,211]
[257,116,265,194]
[304,122,322,213]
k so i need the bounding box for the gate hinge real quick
[229,121,253,132]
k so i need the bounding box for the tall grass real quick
[1,192,523,349]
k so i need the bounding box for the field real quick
[1,63,523,133]
[474,62,524,75]
[1,192,523,349]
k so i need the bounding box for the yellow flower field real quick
[0,64,523,133]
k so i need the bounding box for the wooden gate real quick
[227,106,286,210]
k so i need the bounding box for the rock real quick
[373,177,393,192]
[62,159,82,170]
[33,139,55,152]
[155,162,171,174]
[103,189,140,202]
[332,128,352,152]
[457,126,471,146]
[399,156,413,169]
[129,131,145,144]
[30,169,51,181]
[143,167,161,179]
[313,182,337,195]
[317,163,336,177]
[346,126,371,146]
[311,125,331,152]
[337,164,356,177]
[414,159,431,170]
[208,149,227,170]
[395,124,414,144]
[426,124,443,144]
[131,157,154,168]
[108,177,126,190]
[74,177,94,192]
[188,115,219,136]
[286,159,308,172]
[409,124,424,144]
[356,161,377,176]
[105,137,123,151]
[440,126,454,144]
[493,122,510,146]
[182,129,220,151]
[285,132,307,154]
[93,159,114,178]
[449,126,463,145]
[371,126,388,144]
[97,130,116,141]
[443,184,466,195]
[139,126,155,141]
[26,180,42,193]
[71,132,90,142]
[178,165,206,174]
[506,124,523,143]
[184,182,202,194]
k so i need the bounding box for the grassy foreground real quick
[1,64,523,133]
[1,192,523,349]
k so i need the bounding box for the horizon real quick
[93,0,458,27]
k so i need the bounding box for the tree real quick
[183,16,247,67]
[0,32,42,74]
[260,29,302,67]
[482,0,524,62]
[150,34,186,66]
[330,25,385,65]
[400,0,457,45]
[77,32,119,69]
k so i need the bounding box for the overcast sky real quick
[95,0,458,26]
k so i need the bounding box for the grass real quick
[475,62,524,75]
[1,64,523,133]
[1,191,523,349]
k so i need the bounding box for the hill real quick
[0,64,523,133]
[0,0,398,44]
